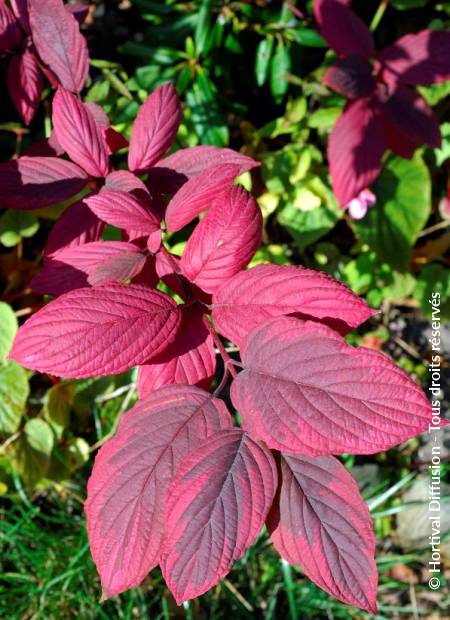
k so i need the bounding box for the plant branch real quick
[203,316,238,379]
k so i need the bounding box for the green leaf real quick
[290,28,327,48]
[24,419,54,455]
[14,418,54,487]
[187,71,228,146]
[0,210,39,247]
[354,155,431,271]
[0,361,29,435]
[415,263,450,320]
[44,382,75,437]
[270,40,291,103]
[308,107,342,129]
[0,302,18,362]
[195,0,212,56]
[255,38,274,87]
[434,122,450,166]
[391,0,429,9]
[278,198,340,251]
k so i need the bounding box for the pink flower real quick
[314,0,450,206]
[347,188,376,220]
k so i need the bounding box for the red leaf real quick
[8,50,43,125]
[165,163,242,232]
[323,56,375,99]
[231,316,433,455]
[211,264,374,347]
[44,199,105,257]
[9,284,181,378]
[267,454,377,613]
[155,145,260,180]
[103,127,128,155]
[328,97,387,206]
[313,0,373,59]
[0,156,88,210]
[137,306,216,397]
[128,83,181,172]
[104,170,151,203]
[85,189,160,235]
[379,85,441,150]
[52,88,110,177]
[0,0,22,53]
[29,0,88,92]
[32,241,147,296]
[379,30,450,86]
[161,429,277,604]
[180,185,262,293]
[85,384,232,597]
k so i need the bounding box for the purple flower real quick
[314,0,450,206]
[347,188,376,220]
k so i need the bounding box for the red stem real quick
[203,316,238,379]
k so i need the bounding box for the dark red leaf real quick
[85,385,232,597]
[32,241,146,296]
[85,189,160,235]
[180,185,262,293]
[379,30,450,86]
[66,1,89,25]
[211,264,374,347]
[165,163,242,232]
[9,284,181,378]
[231,316,433,455]
[137,306,216,397]
[104,170,151,203]
[10,0,30,33]
[328,97,387,206]
[161,429,277,604]
[128,83,181,172]
[0,0,22,53]
[267,454,377,613]
[8,50,43,125]
[29,0,89,92]
[44,199,105,257]
[323,56,375,99]
[52,88,110,177]
[0,156,88,211]
[379,85,441,150]
[313,0,373,59]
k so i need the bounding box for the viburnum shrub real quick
[7,82,437,612]
[314,0,450,207]
[0,0,89,124]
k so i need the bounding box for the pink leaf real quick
[379,30,450,86]
[52,88,110,177]
[379,85,441,150]
[44,199,105,257]
[231,316,433,455]
[313,0,373,59]
[32,241,147,296]
[180,185,262,293]
[211,264,374,347]
[9,284,181,378]
[7,50,43,125]
[165,163,242,232]
[128,83,181,172]
[137,306,216,397]
[0,156,87,211]
[161,429,277,604]
[66,1,89,25]
[0,0,22,53]
[267,454,377,613]
[85,190,160,235]
[328,97,387,206]
[323,56,375,99]
[85,384,232,597]
[29,0,89,92]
